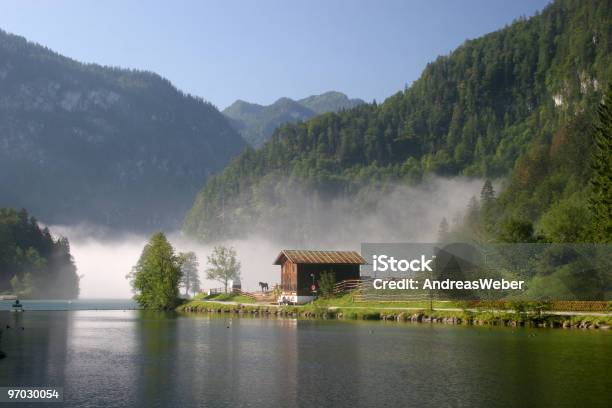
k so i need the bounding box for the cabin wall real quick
[296,264,360,296]
[280,261,297,292]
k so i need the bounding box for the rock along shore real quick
[178,302,611,330]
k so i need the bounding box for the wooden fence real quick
[333,279,365,295]
[333,279,438,302]
[232,288,258,300]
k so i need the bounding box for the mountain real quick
[0,29,246,231]
[223,98,314,147]
[297,91,365,114]
[223,91,364,147]
[184,0,611,243]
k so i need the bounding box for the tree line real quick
[0,208,79,298]
[441,85,611,245]
[127,232,242,309]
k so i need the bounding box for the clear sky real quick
[0,0,550,109]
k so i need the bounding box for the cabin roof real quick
[274,250,366,265]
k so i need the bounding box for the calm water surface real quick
[0,307,610,408]
[0,299,139,311]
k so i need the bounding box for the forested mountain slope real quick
[0,208,79,298]
[0,29,246,231]
[185,0,611,243]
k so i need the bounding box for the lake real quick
[0,306,610,408]
[0,299,140,311]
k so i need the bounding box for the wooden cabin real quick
[274,249,366,304]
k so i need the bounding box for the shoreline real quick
[177,301,612,330]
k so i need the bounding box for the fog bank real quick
[53,177,485,298]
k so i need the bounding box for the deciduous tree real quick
[179,251,200,297]
[127,232,182,309]
[205,246,241,293]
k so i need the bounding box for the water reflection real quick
[0,311,69,389]
[294,320,362,407]
[134,311,180,407]
[0,311,610,408]
[132,314,306,407]
[63,310,138,406]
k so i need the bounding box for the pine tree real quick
[480,179,496,239]
[480,179,495,206]
[466,196,480,228]
[437,217,450,243]
[589,86,612,243]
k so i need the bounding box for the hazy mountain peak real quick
[223,91,364,147]
[224,99,265,116]
[298,91,365,114]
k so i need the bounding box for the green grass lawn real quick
[193,292,256,303]
[310,293,465,310]
[311,293,611,313]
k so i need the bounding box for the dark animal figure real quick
[258,282,269,292]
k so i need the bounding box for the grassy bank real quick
[177,297,612,329]
[308,294,465,310]
[192,293,256,303]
